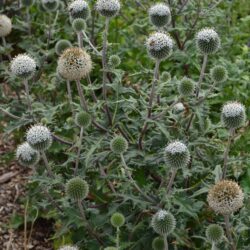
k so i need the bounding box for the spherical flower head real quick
[42,0,59,11]
[16,142,40,167]
[173,102,185,114]
[161,71,171,82]
[21,0,35,7]
[207,180,244,215]
[59,246,78,250]
[178,77,195,96]
[110,212,125,228]
[69,0,90,20]
[57,47,92,81]
[151,210,176,235]
[0,15,12,37]
[96,0,121,18]
[196,28,220,54]
[108,54,121,69]
[146,32,174,60]
[221,101,246,129]
[210,65,228,83]
[72,18,86,33]
[75,111,91,128]
[164,141,190,168]
[152,237,164,250]
[149,3,171,28]
[26,125,52,151]
[110,135,128,154]
[55,39,72,56]
[206,224,224,244]
[10,54,36,79]
[66,177,89,200]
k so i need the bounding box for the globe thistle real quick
[68,0,90,20]
[59,246,78,250]
[161,71,171,82]
[173,102,185,114]
[21,0,35,7]
[206,224,224,244]
[41,0,59,11]
[75,111,91,128]
[108,55,121,69]
[72,18,86,33]
[96,0,121,18]
[149,3,171,28]
[196,28,220,54]
[10,54,36,79]
[210,65,228,83]
[26,125,52,151]
[57,47,92,81]
[146,32,174,60]
[221,101,246,129]
[55,40,72,56]
[207,180,244,215]
[151,210,176,235]
[110,135,128,154]
[152,237,164,250]
[0,15,12,37]
[16,142,40,167]
[66,177,89,200]
[164,141,190,168]
[110,212,125,228]
[178,77,195,96]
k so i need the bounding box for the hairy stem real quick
[163,235,169,250]
[166,168,178,194]
[82,30,101,55]
[222,129,234,179]
[23,79,33,114]
[224,214,236,250]
[66,80,75,116]
[74,127,84,176]
[76,80,88,111]
[116,227,120,249]
[77,31,83,48]
[41,151,53,178]
[0,107,20,120]
[86,74,98,103]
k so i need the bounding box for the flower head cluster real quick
[59,246,78,250]
[16,142,40,167]
[149,3,171,28]
[96,0,121,17]
[72,18,86,32]
[221,101,246,129]
[151,210,176,235]
[26,125,52,151]
[68,0,90,20]
[110,135,128,154]
[146,32,174,60]
[66,177,89,200]
[55,39,72,55]
[178,77,195,96]
[0,15,12,37]
[206,224,224,244]
[196,28,220,54]
[10,54,36,79]
[110,212,125,228]
[57,47,92,81]
[164,141,190,168]
[210,65,228,83]
[75,111,91,128]
[207,180,244,215]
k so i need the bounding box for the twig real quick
[23,79,33,114]
[66,80,75,116]
[41,151,54,177]
[166,168,178,194]
[0,107,20,119]
[52,133,73,146]
[74,127,84,176]
[76,80,89,112]
[82,30,101,56]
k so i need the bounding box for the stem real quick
[74,127,84,176]
[2,37,12,60]
[116,227,120,249]
[41,151,53,177]
[166,168,178,194]
[66,80,75,116]
[76,80,88,111]
[120,153,155,203]
[163,235,169,250]
[0,107,20,120]
[224,214,236,250]
[82,30,101,55]
[222,129,234,179]
[23,79,32,114]
[102,18,112,125]
[77,199,104,245]
[77,31,83,48]
[86,74,98,103]
[52,133,73,146]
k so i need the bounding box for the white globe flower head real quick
[59,246,78,250]
[26,125,52,151]
[146,32,174,60]
[96,0,121,18]
[68,0,90,20]
[16,142,40,167]
[0,15,12,37]
[149,3,171,28]
[173,102,185,113]
[10,54,36,79]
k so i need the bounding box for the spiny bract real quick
[161,71,171,82]
[207,180,244,215]
[151,210,176,235]
[16,142,40,167]
[210,65,228,83]
[164,141,190,168]
[178,77,195,96]
[75,111,91,128]
[221,101,246,129]
[68,0,90,20]
[66,177,89,200]
[146,32,174,60]
[96,0,121,17]
[10,54,36,79]
[110,135,128,154]
[110,212,125,228]
[55,39,72,55]
[206,224,224,243]
[26,125,52,151]
[196,28,220,54]
[72,18,86,32]
[57,47,92,81]
[108,54,121,68]
[149,3,171,28]
[0,15,12,37]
